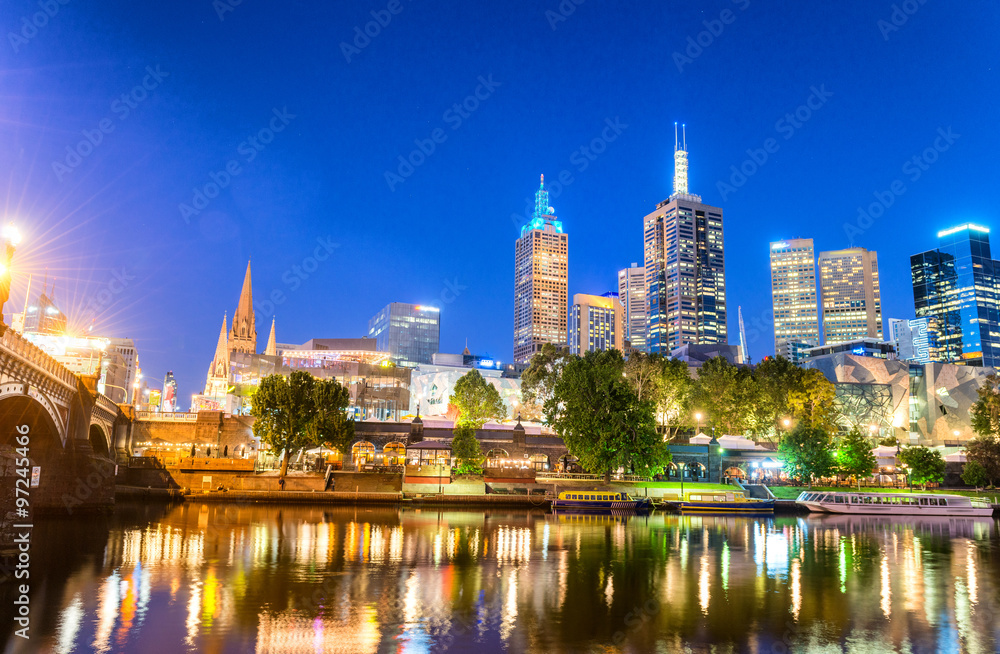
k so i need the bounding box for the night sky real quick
[1,0,997,401]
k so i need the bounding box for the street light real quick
[695,412,703,437]
[678,461,687,498]
[0,222,22,331]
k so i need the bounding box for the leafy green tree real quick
[837,429,877,490]
[250,371,319,478]
[546,349,670,483]
[962,460,989,489]
[971,375,1000,438]
[787,368,838,432]
[964,436,1000,486]
[690,356,760,436]
[898,446,945,490]
[450,423,483,474]
[656,358,694,440]
[753,356,802,442]
[777,423,836,488]
[520,344,572,420]
[306,377,355,457]
[879,435,900,447]
[449,369,507,429]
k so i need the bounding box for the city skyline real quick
[1,1,997,399]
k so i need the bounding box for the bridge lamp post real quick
[0,223,22,334]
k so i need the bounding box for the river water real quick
[2,501,999,653]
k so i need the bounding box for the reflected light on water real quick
[880,553,891,619]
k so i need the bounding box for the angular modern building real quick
[617,263,647,351]
[644,125,726,353]
[769,238,819,356]
[368,302,441,367]
[818,247,882,344]
[911,224,1000,367]
[568,292,625,355]
[514,175,568,364]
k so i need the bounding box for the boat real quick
[795,491,993,516]
[551,490,652,511]
[675,491,775,513]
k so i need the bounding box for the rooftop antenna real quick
[673,122,689,196]
[738,306,750,365]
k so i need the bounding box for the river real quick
[2,501,998,653]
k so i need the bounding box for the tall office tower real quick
[644,124,726,353]
[911,224,1000,366]
[514,175,569,364]
[889,317,931,363]
[818,247,883,344]
[568,293,625,355]
[368,302,441,367]
[162,371,178,413]
[617,263,647,351]
[769,238,819,356]
[107,337,139,403]
[230,260,257,355]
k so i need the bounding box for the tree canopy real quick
[777,423,836,487]
[971,374,1000,438]
[962,460,989,489]
[546,349,670,483]
[623,353,694,440]
[450,423,483,474]
[898,446,945,490]
[836,429,877,489]
[787,368,838,432]
[449,369,507,429]
[520,343,572,420]
[964,436,1000,487]
[250,371,353,478]
[689,356,760,436]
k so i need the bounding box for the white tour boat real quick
[795,490,993,517]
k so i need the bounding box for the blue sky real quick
[1,0,997,400]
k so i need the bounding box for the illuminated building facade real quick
[162,371,178,412]
[514,175,569,364]
[818,247,882,344]
[911,224,1000,367]
[769,238,819,355]
[617,263,647,351]
[22,285,67,335]
[890,317,931,364]
[644,126,726,353]
[368,302,440,367]
[568,293,625,355]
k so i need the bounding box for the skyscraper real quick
[818,247,882,344]
[911,224,1000,366]
[889,317,930,363]
[230,260,256,355]
[568,293,625,355]
[644,125,726,353]
[514,175,569,364]
[769,238,819,356]
[368,302,441,367]
[617,263,647,351]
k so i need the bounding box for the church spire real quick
[264,317,276,356]
[205,313,230,395]
[230,259,257,354]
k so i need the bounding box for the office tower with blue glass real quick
[368,302,441,367]
[568,292,625,355]
[643,125,726,354]
[514,175,569,364]
[617,263,647,351]
[911,224,1000,367]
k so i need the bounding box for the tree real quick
[690,356,760,436]
[962,460,989,490]
[655,358,694,440]
[546,349,671,483]
[250,371,318,478]
[837,429,877,490]
[521,344,572,420]
[450,369,507,429]
[898,446,945,490]
[777,423,836,488]
[971,375,1000,438]
[753,356,802,443]
[964,436,1000,486]
[306,377,355,457]
[450,423,483,474]
[787,368,838,432]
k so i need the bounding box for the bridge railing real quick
[1,327,78,389]
[136,411,198,421]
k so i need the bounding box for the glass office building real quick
[911,224,1000,367]
[368,302,441,367]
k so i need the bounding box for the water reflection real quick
[3,504,1000,653]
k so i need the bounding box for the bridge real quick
[0,327,132,513]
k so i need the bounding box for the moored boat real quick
[552,490,652,511]
[795,491,993,516]
[675,491,774,513]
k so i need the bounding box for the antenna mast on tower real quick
[738,306,750,365]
